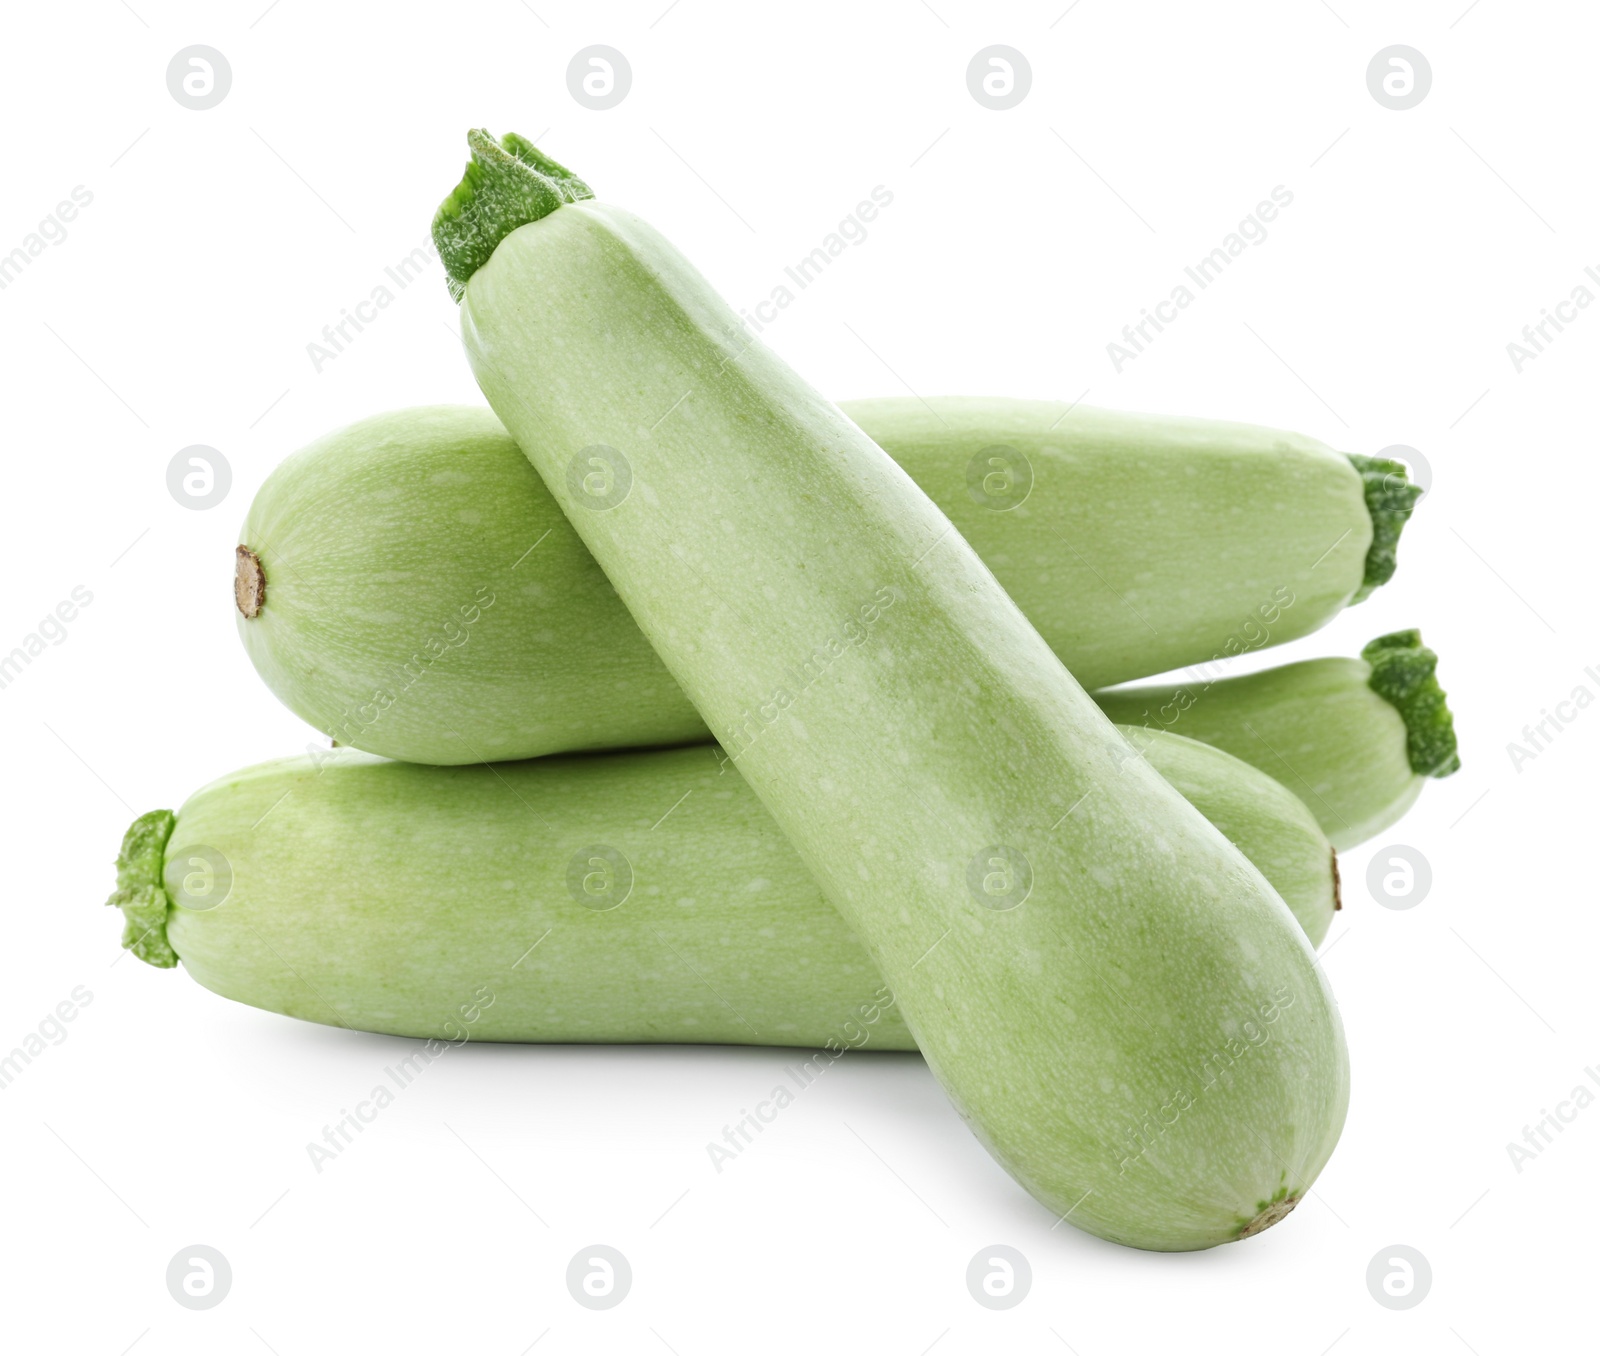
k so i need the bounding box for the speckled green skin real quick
[1122,727,1339,946]
[151,747,904,1047]
[109,728,1336,1038]
[854,397,1372,687]
[239,407,1419,852]
[238,402,1374,766]
[1096,636,1459,850]
[450,187,1348,1250]
[236,407,705,763]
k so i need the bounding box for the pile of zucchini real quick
[108,131,1458,1252]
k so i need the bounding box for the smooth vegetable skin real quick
[236,402,1416,765]
[434,131,1349,1250]
[1095,630,1459,849]
[106,729,1338,1037]
[232,406,1443,850]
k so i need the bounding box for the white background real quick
[1,0,1593,1351]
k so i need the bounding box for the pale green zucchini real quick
[853,400,1415,675]
[105,729,1337,1040]
[233,407,1435,847]
[235,401,1414,765]
[233,406,702,763]
[433,131,1349,1250]
[1095,631,1459,849]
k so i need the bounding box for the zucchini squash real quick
[1095,630,1458,849]
[235,408,1434,851]
[106,728,1338,1045]
[429,131,1350,1250]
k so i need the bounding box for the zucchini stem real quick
[1347,453,1422,603]
[235,545,265,618]
[1362,629,1460,777]
[432,130,593,301]
[1237,1189,1300,1238]
[106,809,178,968]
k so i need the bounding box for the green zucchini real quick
[1094,630,1459,849]
[235,404,1428,851]
[236,400,1414,765]
[431,131,1349,1250]
[857,401,1414,670]
[234,406,1444,848]
[106,728,1337,1040]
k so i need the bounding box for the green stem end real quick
[1347,453,1423,604]
[432,130,593,302]
[106,809,178,968]
[1363,630,1461,778]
